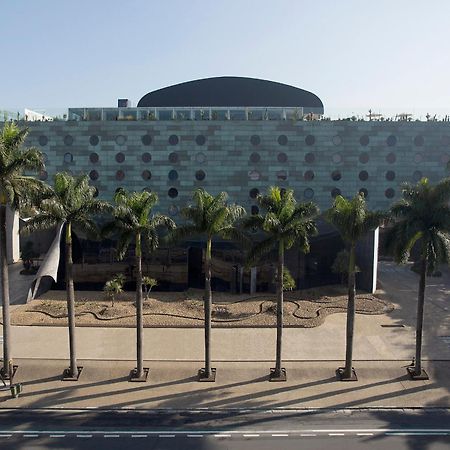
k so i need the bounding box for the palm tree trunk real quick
[275,241,284,376]
[65,222,77,378]
[344,243,356,379]
[414,256,427,375]
[204,237,212,378]
[0,205,11,378]
[135,233,144,378]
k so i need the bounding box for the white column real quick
[6,207,20,263]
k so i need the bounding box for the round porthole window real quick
[385,188,395,198]
[386,152,396,164]
[305,153,315,163]
[277,152,288,163]
[142,170,151,180]
[332,153,342,164]
[277,135,288,146]
[360,135,369,146]
[89,135,99,146]
[304,188,314,200]
[359,152,369,164]
[249,188,259,199]
[195,170,206,181]
[414,135,424,146]
[195,135,206,146]
[304,170,315,181]
[64,153,73,163]
[39,170,48,181]
[250,135,261,146]
[169,152,179,163]
[168,187,178,198]
[359,188,368,198]
[386,170,396,181]
[115,135,126,146]
[115,152,125,163]
[38,135,48,146]
[250,152,261,163]
[64,135,74,146]
[359,170,369,181]
[141,135,152,146]
[332,135,342,146]
[90,152,99,163]
[195,152,206,163]
[331,170,341,181]
[386,135,397,147]
[331,188,341,198]
[142,152,151,163]
[168,169,178,181]
[169,135,179,145]
[305,135,315,146]
[89,170,99,181]
[115,170,125,181]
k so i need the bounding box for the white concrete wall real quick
[6,207,19,263]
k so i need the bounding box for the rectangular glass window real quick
[268,109,283,120]
[175,110,190,120]
[158,110,173,120]
[211,110,228,120]
[194,109,210,120]
[230,109,246,120]
[248,109,263,120]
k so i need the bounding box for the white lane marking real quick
[243,434,260,437]
[23,434,38,438]
[214,434,231,437]
[50,435,66,438]
[104,434,120,438]
[357,433,374,436]
[77,434,92,438]
[272,434,289,437]
[301,434,317,437]
[329,433,345,436]
[187,434,203,438]
[0,435,12,438]
[132,435,147,438]
[159,434,175,438]
[386,432,450,436]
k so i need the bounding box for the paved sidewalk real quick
[1,359,449,409]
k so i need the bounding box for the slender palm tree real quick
[103,188,175,380]
[23,172,110,379]
[385,178,450,379]
[244,186,318,381]
[0,122,46,378]
[173,188,245,381]
[325,193,385,380]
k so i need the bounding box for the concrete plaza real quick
[0,261,449,409]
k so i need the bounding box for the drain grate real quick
[381,324,405,328]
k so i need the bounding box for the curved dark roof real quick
[137,77,323,108]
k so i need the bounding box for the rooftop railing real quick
[67,106,315,121]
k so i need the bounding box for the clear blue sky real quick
[2,0,449,118]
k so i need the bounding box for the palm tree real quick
[103,188,175,381]
[325,193,385,380]
[385,178,450,379]
[23,172,110,380]
[173,188,245,381]
[244,187,318,381]
[0,122,46,379]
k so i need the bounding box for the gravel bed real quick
[10,286,394,328]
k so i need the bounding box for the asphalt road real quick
[0,408,449,449]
